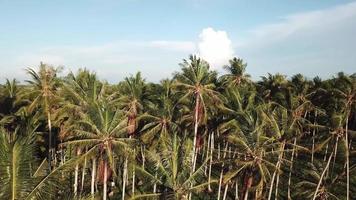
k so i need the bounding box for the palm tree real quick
[21,63,61,172]
[116,72,150,136]
[219,90,281,200]
[220,57,251,87]
[173,55,221,173]
[134,132,216,200]
[62,96,134,200]
[332,72,356,200]
[140,79,179,149]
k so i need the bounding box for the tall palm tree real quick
[220,57,251,87]
[173,55,221,173]
[219,91,281,200]
[134,132,216,200]
[21,63,62,172]
[62,96,134,200]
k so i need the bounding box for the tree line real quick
[0,55,355,200]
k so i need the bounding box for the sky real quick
[0,0,355,83]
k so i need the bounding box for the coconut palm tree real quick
[21,63,62,172]
[220,57,251,87]
[219,91,281,200]
[134,132,216,200]
[173,55,221,173]
[62,96,134,200]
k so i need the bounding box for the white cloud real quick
[237,1,356,78]
[197,27,235,69]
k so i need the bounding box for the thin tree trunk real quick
[268,141,285,200]
[218,143,229,200]
[122,157,128,200]
[47,112,52,172]
[74,148,81,197]
[323,142,329,161]
[312,111,317,164]
[153,170,157,193]
[208,132,214,192]
[287,138,297,200]
[205,132,211,176]
[132,151,136,198]
[141,145,145,169]
[243,177,252,200]
[192,94,200,173]
[331,136,339,177]
[345,116,349,200]
[103,160,108,200]
[312,142,334,200]
[91,158,96,197]
[235,179,239,200]
[223,183,229,200]
[274,169,280,200]
[80,152,88,196]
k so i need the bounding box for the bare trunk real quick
[103,161,107,200]
[218,168,223,200]
[311,111,317,163]
[192,94,200,173]
[153,170,157,193]
[91,158,96,197]
[205,132,211,176]
[243,179,251,200]
[312,143,334,200]
[132,152,136,197]
[235,179,239,200]
[74,148,81,197]
[218,143,229,200]
[345,116,349,200]
[223,183,229,200]
[268,141,285,200]
[331,137,339,177]
[80,152,87,196]
[47,112,53,172]
[141,145,145,169]
[208,132,214,191]
[122,157,128,200]
[287,138,297,200]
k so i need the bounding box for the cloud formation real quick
[236,2,356,78]
[197,27,235,69]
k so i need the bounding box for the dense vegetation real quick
[0,56,355,200]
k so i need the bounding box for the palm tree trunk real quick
[103,160,108,200]
[80,153,87,196]
[268,141,285,200]
[287,137,297,200]
[235,179,239,200]
[311,111,317,164]
[312,142,335,200]
[91,158,96,197]
[331,136,339,177]
[223,183,229,200]
[122,157,128,200]
[208,132,214,192]
[141,145,145,169]
[74,148,81,197]
[132,156,136,197]
[345,115,349,200]
[192,94,200,173]
[242,176,252,200]
[205,132,211,176]
[218,143,229,200]
[153,170,157,193]
[47,112,53,172]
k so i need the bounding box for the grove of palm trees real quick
[0,56,355,200]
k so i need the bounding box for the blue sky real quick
[0,0,355,82]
